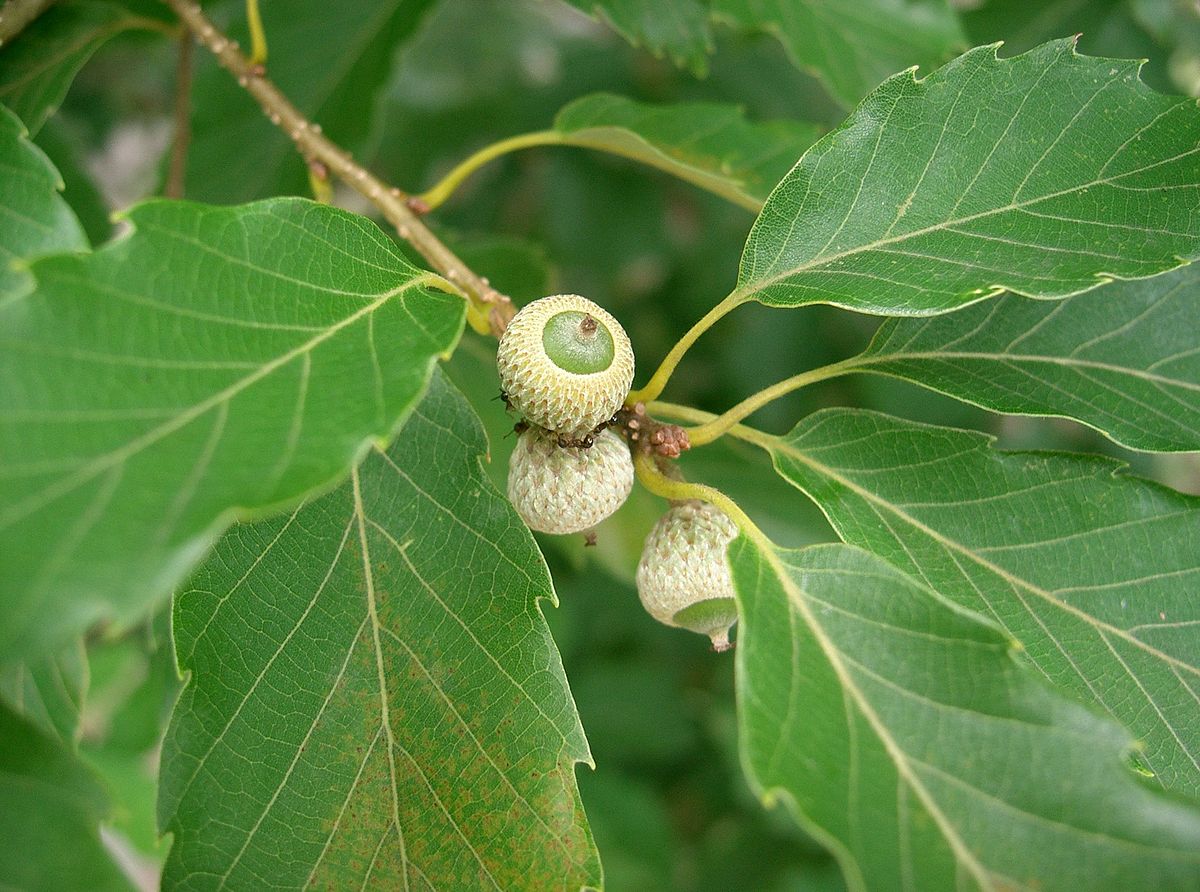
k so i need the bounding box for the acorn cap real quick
[636,500,739,651]
[507,427,634,535]
[497,294,635,438]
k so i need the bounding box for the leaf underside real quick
[768,409,1200,799]
[737,39,1200,316]
[0,198,464,665]
[553,93,819,210]
[159,373,601,891]
[858,264,1200,452]
[559,0,713,75]
[733,540,1200,891]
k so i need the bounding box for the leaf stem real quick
[418,130,566,211]
[245,0,266,65]
[633,450,768,550]
[306,161,333,204]
[627,292,747,405]
[162,0,515,336]
[418,127,767,213]
[685,358,859,446]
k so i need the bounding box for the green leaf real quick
[852,265,1200,452]
[0,198,465,665]
[710,0,966,108]
[553,93,819,211]
[559,0,713,75]
[764,409,1200,798]
[186,0,436,202]
[734,40,1200,316]
[733,539,1200,891]
[0,1,153,136]
[159,372,601,890]
[0,704,131,891]
[0,639,88,745]
[0,103,87,301]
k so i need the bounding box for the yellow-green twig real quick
[418,131,566,211]
[634,450,766,549]
[627,292,746,406]
[418,128,767,213]
[307,163,333,204]
[684,358,857,446]
[245,0,267,64]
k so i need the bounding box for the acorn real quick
[636,500,739,651]
[507,427,634,535]
[497,294,634,439]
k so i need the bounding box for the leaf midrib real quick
[852,349,1200,393]
[352,467,412,892]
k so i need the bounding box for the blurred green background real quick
[37,0,1200,887]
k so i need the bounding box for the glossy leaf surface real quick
[736,40,1200,315]
[855,265,1200,452]
[554,93,819,210]
[0,1,150,135]
[559,0,712,74]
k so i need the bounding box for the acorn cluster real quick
[499,294,737,649]
[500,295,635,535]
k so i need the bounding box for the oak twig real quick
[162,0,514,336]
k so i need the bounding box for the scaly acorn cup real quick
[637,500,739,651]
[507,427,634,535]
[497,294,635,438]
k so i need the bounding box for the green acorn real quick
[507,427,634,535]
[636,500,739,651]
[497,294,635,438]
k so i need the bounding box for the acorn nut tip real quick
[497,294,634,438]
[637,500,739,651]
[507,427,634,535]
